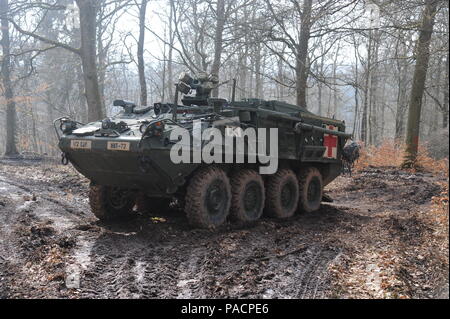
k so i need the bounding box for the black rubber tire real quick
[89,185,136,221]
[230,169,265,223]
[185,167,231,229]
[265,169,299,219]
[297,167,323,213]
[135,193,171,214]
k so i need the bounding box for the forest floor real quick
[0,158,448,299]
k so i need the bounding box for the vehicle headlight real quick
[140,120,165,137]
[60,120,77,134]
[102,118,112,129]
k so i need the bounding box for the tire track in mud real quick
[0,178,55,298]
[1,172,210,299]
[295,247,340,299]
[0,165,361,299]
[175,248,205,298]
[218,243,340,299]
[0,177,88,219]
[0,173,96,298]
[3,164,445,299]
[1,164,349,299]
[73,229,266,299]
[77,239,208,299]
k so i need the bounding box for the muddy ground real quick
[0,159,448,299]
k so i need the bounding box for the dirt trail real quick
[0,159,448,299]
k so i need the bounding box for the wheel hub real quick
[109,187,131,209]
[243,182,261,214]
[281,182,295,209]
[307,178,321,203]
[206,180,227,216]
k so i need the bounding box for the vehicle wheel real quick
[89,185,136,221]
[185,167,231,229]
[230,169,265,223]
[265,169,299,219]
[297,167,323,213]
[135,193,171,214]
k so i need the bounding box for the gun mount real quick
[177,72,219,106]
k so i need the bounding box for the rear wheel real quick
[265,169,299,219]
[89,185,136,221]
[297,167,323,213]
[230,170,265,223]
[185,167,231,229]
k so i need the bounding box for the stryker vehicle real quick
[55,72,351,229]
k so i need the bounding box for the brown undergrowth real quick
[354,140,449,177]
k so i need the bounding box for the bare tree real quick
[0,0,18,156]
[137,0,148,106]
[403,0,440,167]
[76,0,105,120]
[211,0,225,97]
[11,0,107,121]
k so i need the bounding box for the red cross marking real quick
[323,125,338,158]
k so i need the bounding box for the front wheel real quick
[89,185,136,221]
[297,167,323,213]
[185,167,231,229]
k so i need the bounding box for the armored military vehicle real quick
[55,72,351,229]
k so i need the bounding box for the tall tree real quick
[295,0,312,108]
[75,0,105,120]
[402,0,440,167]
[11,0,105,122]
[211,0,225,97]
[137,0,148,106]
[265,0,356,109]
[0,0,18,156]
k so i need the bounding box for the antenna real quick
[173,84,179,121]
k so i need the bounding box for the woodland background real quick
[0,0,448,160]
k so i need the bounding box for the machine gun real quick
[172,72,227,121]
[176,72,219,106]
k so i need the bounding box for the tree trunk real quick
[167,1,174,99]
[403,0,439,167]
[97,21,106,105]
[254,43,262,99]
[395,60,408,140]
[429,56,442,135]
[352,40,359,137]
[0,0,19,156]
[137,0,148,106]
[76,61,88,123]
[369,30,380,145]
[361,29,372,144]
[443,51,449,128]
[332,45,340,117]
[76,0,105,121]
[277,51,284,100]
[211,0,225,97]
[239,47,248,99]
[295,0,312,108]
